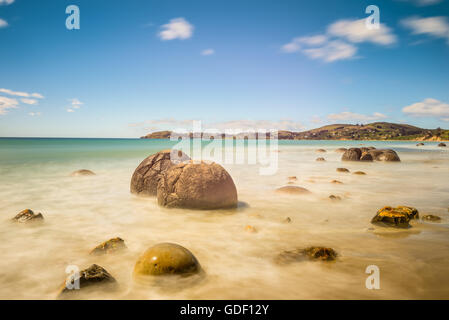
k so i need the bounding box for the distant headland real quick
[140,122,449,141]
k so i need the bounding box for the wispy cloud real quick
[282,18,396,62]
[327,111,388,122]
[0,96,19,115]
[28,112,41,117]
[0,0,14,6]
[401,16,449,44]
[158,18,194,40]
[0,88,45,99]
[201,49,215,56]
[402,98,449,121]
[0,18,8,28]
[21,98,38,105]
[66,98,83,113]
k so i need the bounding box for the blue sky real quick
[0,0,448,137]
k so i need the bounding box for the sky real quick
[0,0,449,137]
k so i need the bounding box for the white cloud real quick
[327,111,388,122]
[66,98,83,112]
[201,49,215,56]
[402,98,449,120]
[282,17,396,62]
[0,18,8,28]
[0,96,19,115]
[0,0,15,5]
[158,18,193,40]
[302,40,357,62]
[28,112,41,116]
[67,109,75,113]
[401,16,449,44]
[21,98,38,105]
[328,18,397,45]
[0,88,45,98]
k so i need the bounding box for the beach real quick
[0,138,448,299]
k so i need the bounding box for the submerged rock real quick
[284,217,292,223]
[288,176,297,181]
[12,209,43,223]
[90,237,127,255]
[157,161,238,210]
[331,180,343,184]
[316,157,326,162]
[58,264,116,297]
[371,206,419,228]
[329,195,341,201]
[316,149,326,153]
[245,225,257,233]
[416,143,425,146]
[133,243,200,277]
[438,143,446,147]
[275,186,311,195]
[342,148,400,162]
[421,214,441,222]
[336,168,350,173]
[353,171,366,175]
[335,148,347,153]
[131,149,190,196]
[369,149,400,161]
[70,169,95,177]
[275,247,337,264]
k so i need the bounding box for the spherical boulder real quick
[131,149,190,196]
[133,243,200,277]
[368,149,400,161]
[157,161,238,209]
[360,152,374,161]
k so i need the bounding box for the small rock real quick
[337,168,350,173]
[288,176,297,181]
[371,206,419,228]
[416,143,425,146]
[438,143,446,147]
[329,195,341,201]
[335,148,347,153]
[353,171,366,175]
[58,264,116,297]
[421,214,441,222]
[316,149,326,153]
[316,157,326,162]
[90,237,127,255]
[70,169,95,177]
[245,225,257,233]
[275,186,311,195]
[275,247,337,264]
[331,180,343,184]
[284,217,292,223]
[133,243,200,277]
[12,209,44,223]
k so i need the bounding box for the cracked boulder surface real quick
[157,161,238,210]
[130,149,190,196]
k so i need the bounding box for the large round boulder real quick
[368,149,400,161]
[342,148,362,161]
[131,149,190,196]
[157,161,238,209]
[276,186,311,195]
[133,243,200,277]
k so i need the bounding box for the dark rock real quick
[342,148,362,161]
[157,161,238,209]
[329,195,341,201]
[368,149,400,161]
[360,152,374,161]
[337,168,350,173]
[316,157,326,162]
[90,237,127,255]
[58,264,117,297]
[275,247,337,264]
[438,143,446,147]
[131,149,190,196]
[416,143,425,146]
[353,171,366,175]
[12,209,43,223]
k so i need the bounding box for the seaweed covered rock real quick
[12,209,44,223]
[421,214,441,222]
[58,264,117,297]
[157,161,237,210]
[275,186,311,195]
[131,149,190,196]
[90,237,127,255]
[275,246,337,264]
[70,169,95,177]
[133,243,200,277]
[371,206,419,228]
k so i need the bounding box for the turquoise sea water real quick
[0,138,448,299]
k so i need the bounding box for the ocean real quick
[0,138,448,299]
